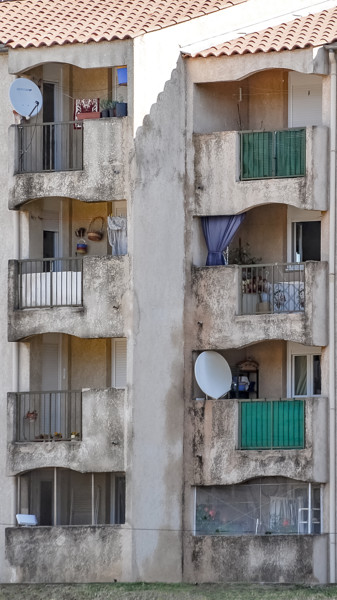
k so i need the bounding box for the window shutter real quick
[272,400,304,448]
[240,402,271,448]
[114,339,127,388]
[240,400,304,449]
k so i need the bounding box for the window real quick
[287,343,321,398]
[287,207,321,264]
[195,478,321,536]
[18,469,125,526]
[292,354,321,397]
[292,221,321,262]
[239,400,304,449]
[111,338,127,388]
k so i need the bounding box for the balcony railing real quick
[18,257,83,309]
[240,128,306,180]
[15,121,83,174]
[16,390,82,442]
[239,263,305,315]
[239,398,305,450]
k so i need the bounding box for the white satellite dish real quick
[195,351,232,400]
[9,78,43,118]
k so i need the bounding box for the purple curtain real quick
[201,214,246,266]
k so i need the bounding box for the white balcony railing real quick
[18,257,83,309]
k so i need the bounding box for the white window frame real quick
[287,207,321,263]
[287,342,321,398]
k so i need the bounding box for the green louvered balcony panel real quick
[240,128,306,180]
[239,399,305,449]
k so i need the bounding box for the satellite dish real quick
[195,351,232,400]
[9,78,43,118]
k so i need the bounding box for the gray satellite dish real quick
[195,351,232,400]
[9,78,43,118]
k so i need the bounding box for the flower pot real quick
[109,107,115,117]
[116,102,127,117]
[101,109,109,118]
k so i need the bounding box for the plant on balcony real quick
[53,432,63,440]
[116,97,127,117]
[25,409,38,421]
[228,240,261,265]
[71,431,80,440]
[100,98,111,118]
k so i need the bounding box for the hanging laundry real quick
[107,216,127,256]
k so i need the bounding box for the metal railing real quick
[239,262,305,315]
[18,257,83,309]
[15,121,83,174]
[240,128,306,180]
[238,398,305,450]
[16,390,82,442]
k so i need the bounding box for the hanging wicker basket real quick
[88,216,104,241]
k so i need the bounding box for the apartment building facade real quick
[0,0,336,585]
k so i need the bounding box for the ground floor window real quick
[17,468,125,526]
[195,478,321,536]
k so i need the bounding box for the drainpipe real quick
[13,210,20,393]
[329,47,336,585]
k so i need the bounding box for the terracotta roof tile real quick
[0,0,246,48]
[185,6,337,57]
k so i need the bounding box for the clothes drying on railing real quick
[107,216,127,256]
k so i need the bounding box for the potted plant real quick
[100,99,110,118]
[53,432,63,441]
[71,431,80,440]
[25,409,38,421]
[116,98,127,117]
[109,100,117,117]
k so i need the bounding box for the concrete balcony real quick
[193,126,328,214]
[8,255,129,341]
[184,534,327,584]
[191,261,328,349]
[7,387,126,475]
[190,396,327,486]
[8,118,129,208]
[5,525,129,582]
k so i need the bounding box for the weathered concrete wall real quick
[189,396,327,486]
[5,525,130,583]
[8,118,129,208]
[0,51,17,582]
[184,534,328,583]
[128,61,186,581]
[191,262,328,349]
[193,127,328,215]
[7,388,126,475]
[8,255,130,340]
